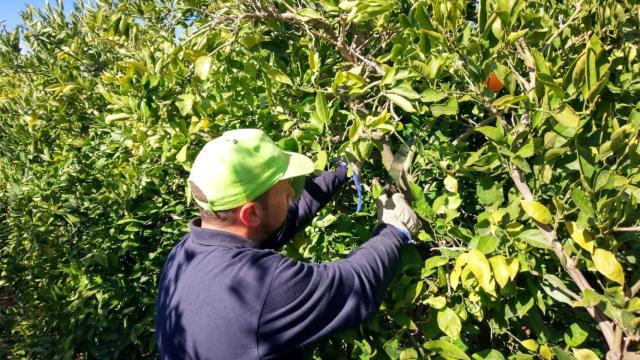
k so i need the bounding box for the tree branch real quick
[613,226,640,233]
[542,0,584,53]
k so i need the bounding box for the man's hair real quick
[190,181,269,225]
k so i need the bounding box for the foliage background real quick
[0,0,639,359]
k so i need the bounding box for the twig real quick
[613,226,640,233]
[408,332,426,358]
[452,115,497,145]
[631,280,640,297]
[542,0,584,53]
[430,246,468,252]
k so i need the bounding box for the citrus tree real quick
[1,0,639,358]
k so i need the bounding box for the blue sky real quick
[1,0,75,30]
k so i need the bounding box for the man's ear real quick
[236,202,261,227]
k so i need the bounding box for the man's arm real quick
[257,224,406,359]
[260,166,348,250]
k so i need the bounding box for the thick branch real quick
[509,164,617,351]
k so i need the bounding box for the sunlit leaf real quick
[592,249,625,285]
[520,200,553,225]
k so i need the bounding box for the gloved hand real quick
[377,193,421,238]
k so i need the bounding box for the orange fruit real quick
[485,72,504,92]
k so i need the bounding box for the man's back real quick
[157,223,283,359]
[156,218,406,359]
[156,169,412,359]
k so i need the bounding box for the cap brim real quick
[281,151,315,180]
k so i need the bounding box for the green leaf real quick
[394,312,418,330]
[389,85,420,99]
[431,97,459,117]
[551,346,575,360]
[476,126,504,142]
[492,95,527,110]
[563,323,588,347]
[469,235,498,254]
[472,349,505,360]
[552,105,580,128]
[385,92,416,113]
[506,29,528,44]
[423,340,470,360]
[511,156,532,173]
[477,178,504,205]
[592,249,625,285]
[520,199,553,225]
[314,92,330,125]
[410,181,432,221]
[571,187,594,219]
[176,93,195,116]
[572,289,605,307]
[437,308,462,339]
[517,229,551,249]
[194,55,211,81]
[314,150,327,170]
[420,89,447,103]
[540,275,573,305]
[423,256,448,275]
[297,8,323,19]
[261,62,293,85]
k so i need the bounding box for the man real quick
[156,128,419,359]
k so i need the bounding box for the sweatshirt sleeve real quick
[260,166,348,250]
[256,224,407,358]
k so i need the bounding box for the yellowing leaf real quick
[399,349,418,360]
[566,222,594,254]
[467,249,495,295]
[592,249,625,285]
[450,253,468,290]
[573,348,599,360]
[437,308,462,339]
[489,255,510,288]
[520,199,553,225]
[308,48,320,71]
[521,339,539,352]
[176,143,188,162]
[194,55,211,81]
[539,345,554,360]
[105,113,131,123]
[385,92,416,113]
[506,257,519,280]
[424,296,446,309]
[444,175,458,193]
[552,105,580,128]
[261,62,293,85]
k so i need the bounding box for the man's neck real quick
[200,220,264,245]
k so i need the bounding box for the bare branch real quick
[613,226,640,233]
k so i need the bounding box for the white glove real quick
[376,192,421,236]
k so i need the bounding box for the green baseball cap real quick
[188,128,315,211]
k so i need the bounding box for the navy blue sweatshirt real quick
[156,168,407,359]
